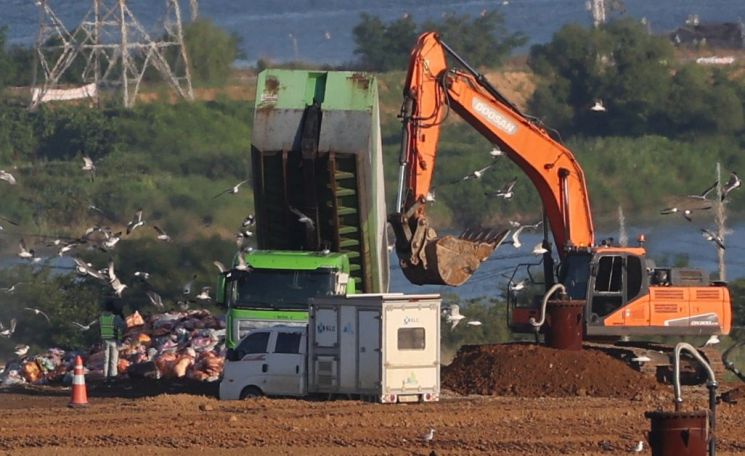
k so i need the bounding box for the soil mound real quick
[443,343,660,398]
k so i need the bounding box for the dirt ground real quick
[0,382,743,455]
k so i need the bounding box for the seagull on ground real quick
[0,319,17,338]
[631,356,651,363]
[590,100,606,112]
[721,171,741,202]
[81,156,96,180]
[108,261,127,297]
[424,189,436,203]
[17,238,35,260]
[289,206,315,230]
[445,304,466,329]
[701,228,725,250]
[178,300,190,311]
[182,274,197,295]
[14,344,29,357]
[485,177,518,199]
[72,319,98,331]
[463,164,492,181]
[126,209,145,235]
[422,428,435,443]
[242,214,255,227]
[24,307,51,323]
[196,286,212,301]
[213,179,249,199]
[633,440,644,452]
[0,169,16,185]
[58,241,79,256]
[153,225,172,242]
[146,291,164,308]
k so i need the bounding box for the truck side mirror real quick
[336,272,350,295]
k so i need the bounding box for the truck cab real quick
[219,325,307,400]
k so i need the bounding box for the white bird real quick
[633,440,644,453]
[213,179,249,199]
[509,279,527,292]
[0,169,17,185]
[72,319,98,331]
[486,177,518,199]
[178,300,190,311]
[24,307,51,323]
[1,282,23,293]
[701,228,725,250]
[424,189,436,203]
[660,206,709,222]
[103,231,122,249]
[508,220,521,228]
[422,428,435,443]
[489,146,504,158]
[721,171,741,202]
[631,356,651,363]
[73,257,105,280]
[146,291,164,308]
[17,238,35,260]
[183,274,197,295]
[81,155,96,180]
[58,242,79,256]
[511,226,526,249]
[213,260,226,274]
[687,181,718,200]
[133,271,151,280]
[289,206,315,230]
[153,225,171,242]
[126,209,145,235]
[14,344,29,357]
[532,242,548,256]
[466,320,482,326]
[196,286,212,301]
[242,214,255,227]
[463,164,492,181]
[108,261,127,297]
[590,100,606,112]
[702,335,720,347]
[0,318,17,338]
[445,304,466,329]
[236,251,250,271]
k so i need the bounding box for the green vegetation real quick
[183,18,243,85]
[352,11,526,71]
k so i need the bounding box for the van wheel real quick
[240,386,263,399]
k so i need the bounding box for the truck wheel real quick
[240,386,263,399]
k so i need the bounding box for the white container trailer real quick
[308,293,441,403]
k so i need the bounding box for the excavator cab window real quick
[591,255,624,318]
[561,253,591,299]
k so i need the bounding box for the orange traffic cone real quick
[68,355,89,408]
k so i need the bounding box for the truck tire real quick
[240,386,263,399]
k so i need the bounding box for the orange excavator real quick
[389,32,732,379]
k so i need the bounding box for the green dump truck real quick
[218,69,389,348]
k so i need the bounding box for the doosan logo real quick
[472,98,518,135]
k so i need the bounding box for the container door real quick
[263,330,306,396]
[357,310,380,390]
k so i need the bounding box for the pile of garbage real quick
[0,309,226,387]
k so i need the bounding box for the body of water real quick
[1,0,744,65]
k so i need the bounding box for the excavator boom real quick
[390,32,594,286]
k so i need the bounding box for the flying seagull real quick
[213,179,249,199]
[14,344,29,357]
[485,177,518,199]
[509,279,527,292]
[289,206,315,230]
[126,209,145,235]
[24,307,51,323]
[133,271,151,280]
[532,242,549,256]
[0,319,17,338]
[702,334,720,347]
[466,320,482,327]
[58,241,79,256]
[236,250,251,271]
[108,261,127,297]
[489,146,504,158]
[687,181,718,200]
[721,171,741,202]
[0,170,16,185]
[196,286,212,301]
[424,189,436,203]
[17,238,35,260]
[590,100,606,112]
[146,290,164,308]
[153,225,172,242]
[182,274,198,295]
[213,260,226,274]
[103,231,122,250]
[73,257,105,280]
[72,319,98,331]
[463,164,492,181]
[445,304,466,329]
[700,228,725,250]
[660,205,711,222]
[81,156,96,180]
[242,214,255,227]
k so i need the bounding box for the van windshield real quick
[227,268,337,310]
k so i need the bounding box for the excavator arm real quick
[390,32,595,286]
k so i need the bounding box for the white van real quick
[219,325,307,400]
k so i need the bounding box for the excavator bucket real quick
[390,214,508,286]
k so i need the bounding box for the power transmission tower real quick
[715,162,726,281]
[189,0,199,21]
[31,0,194,109]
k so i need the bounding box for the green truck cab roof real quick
[238,250,350,271]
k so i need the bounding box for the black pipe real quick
[708,382,717,456]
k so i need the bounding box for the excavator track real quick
[584,341,726,385]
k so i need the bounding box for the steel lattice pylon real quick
[31,0,196,109]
